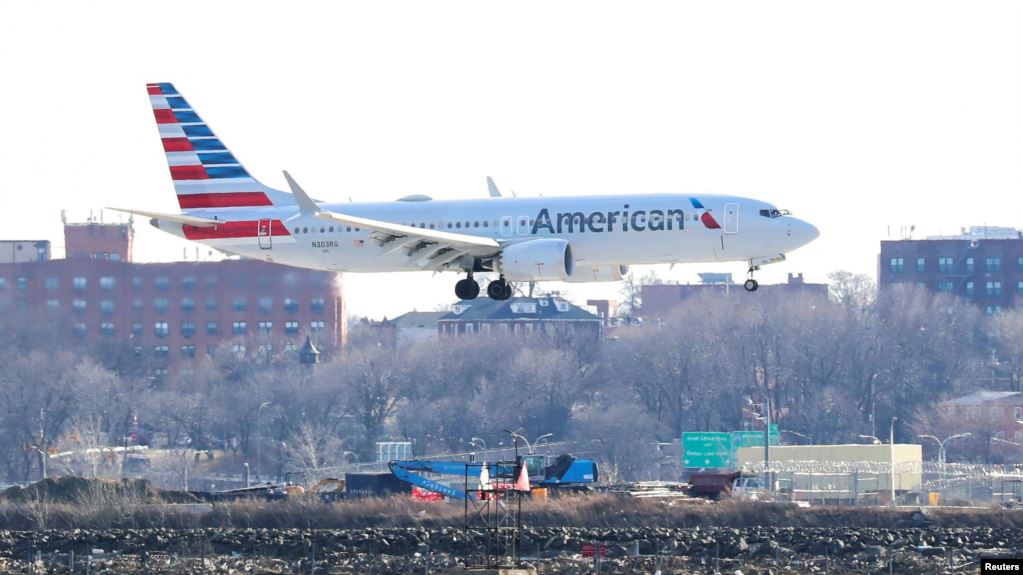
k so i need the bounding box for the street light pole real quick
[255,401,272,481]
[889,417,898,507]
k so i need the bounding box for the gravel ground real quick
[0,525,1019,573]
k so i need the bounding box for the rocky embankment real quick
[0,525,1019,574]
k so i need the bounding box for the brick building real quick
[878,227,1023,314]
[0,219,345,378]
[639,272,828,319]
[941,390,1023,461]
[438,296,602,338]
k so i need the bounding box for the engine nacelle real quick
[495,239,574,281]
[563,264,630,283]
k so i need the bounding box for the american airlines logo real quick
[531,205,688,235]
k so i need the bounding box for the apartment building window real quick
[232,343,246,356]
[132,277,143,292]
[1014,406,1022,420]
[258,321,273,335]
[72,299,87,314]
[133,322,143,337]
[100,300,115,315]
[966,282,974,297]
[45,277,59,290]
[233,297,247,312]
[181,321,196,338]
[181,344,196,358]
[987,257,1001,272]
[285,321,299,335]
[939,257,954,273]
[1018,257,1023,272]
[284,298,299,313]
[73,277,87,291]
[966,257,975,273]
[936,282,954,293]
[152,367,168,381]
[205,322,217,336]
[205,275,219,288]
[100,276,116,291]
[0,278,5,290]
[154,321,169,338]
[181,297,196,313]
[100,322,115,336]
[206,298,218,312]
[154,276,170,291]
[45,299,59,309]
[987,281,1002,296]
[73,322,87,337]
[154,345,169,358]
[181,276,197,290]
[889,257,904,273]
[233,321,247,335]
[154,298,169,313]
[259,297,273,313]
[132,299,144,312]
[916,257,925,272]
[987,306,1002,315]
[310,320,325,333]
[310,298,325,312]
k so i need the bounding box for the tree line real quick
[0,271,1019,485]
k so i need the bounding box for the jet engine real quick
[494,239,574,281]
[563,264,630,283]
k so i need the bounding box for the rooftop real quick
[440,296,600,322]
[947,390,1023,406]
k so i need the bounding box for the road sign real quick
[732,425,780,449]
[682,432,734,468]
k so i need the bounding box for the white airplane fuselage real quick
[125,82,819,298]
[157,193,818,275]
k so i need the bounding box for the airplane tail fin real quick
[146,82,295,211]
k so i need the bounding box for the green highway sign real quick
[732,425,780,449]
[682,432,734,468]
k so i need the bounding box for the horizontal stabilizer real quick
[106,207,226,228]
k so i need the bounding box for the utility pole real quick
[764,397,772,495]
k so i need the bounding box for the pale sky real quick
[1,1,1021,319]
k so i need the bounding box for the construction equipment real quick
[388,454,597,501]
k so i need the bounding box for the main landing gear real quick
[744,263,759,292]
[454,273,514,301]
[486,276,514,301]
[454,273,481,300]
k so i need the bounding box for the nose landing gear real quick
[744,263,760,292]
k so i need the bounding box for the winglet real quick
[283,171,320,216]
[486,176,502,198]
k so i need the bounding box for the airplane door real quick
[724,203,739,235]
[501,216,514,237]
[257,218,272,249]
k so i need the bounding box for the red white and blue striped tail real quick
[147,82,294,210]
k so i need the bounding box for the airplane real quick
[112,82,819,301]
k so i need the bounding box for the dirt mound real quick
[1,477,199,504]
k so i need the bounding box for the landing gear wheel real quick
[744,279,759,292]
[455,278,480,300]
[487,278,513,301]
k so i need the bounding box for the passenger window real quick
[456,222,462,228]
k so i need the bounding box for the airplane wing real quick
[315,210,500,269]
[280,171,501,270]
[106,207,225,228]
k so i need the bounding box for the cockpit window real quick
[759,208,792,218]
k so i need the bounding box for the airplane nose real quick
[786,218,819,249]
